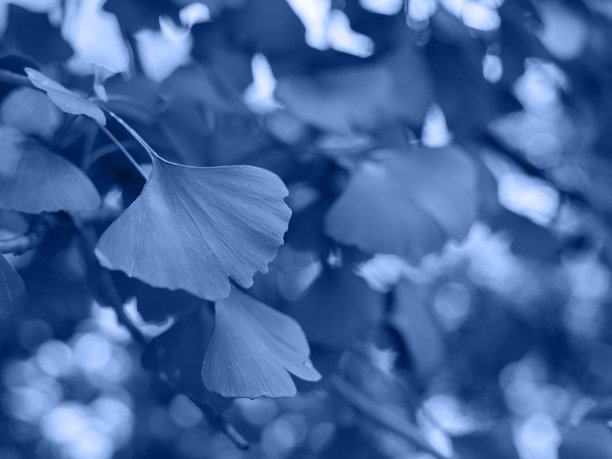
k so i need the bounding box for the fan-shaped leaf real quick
[0,125,102,213]
[203,288,320,398]
[0,254,25,305]
[325,147,478,261]
[96,157,291,301]
[25,68,106,125]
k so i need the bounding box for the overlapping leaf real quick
[325,146,478,261]
[203,288,320,398]
[25,68,106,125]
[96,156,292,301]
[0,125,101,213]
[390,281,444,380]
[0,87,62,139]
[0,254,24,305]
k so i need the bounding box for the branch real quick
[0,213,56,255]
[72,216,249,450]
[331,376,454,459]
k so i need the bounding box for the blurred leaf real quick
[96,157,291,301]
[162,64,249,115]
[491,208,563,260]
[453,424,520,459]
[0,125,101,213]
[276,46,432,133]
[584,397,612,423]
[325,147,478,261]
[0,254,25,306]
[0,87,62,139]
[203,287,321,398]
[289,264,384,348]
[228,0,310,73]
[558,422,612,459]
[25,68,106,125]
[499,0,543,32]
[427,38,521,131]
[390,281,445,380]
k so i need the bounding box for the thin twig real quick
[72,216,249,450]
[84,140,141,170]
[331,376,453,459]
[0,69,32,87]
[0,213,56,255]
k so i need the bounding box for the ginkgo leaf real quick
[203,288,320,398]
[25,68,106,125]
[0,254,25,305]
[96,157,292,301]
[0,125,102,213]
[325,146,478,261]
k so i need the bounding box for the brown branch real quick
[331,376,454,459]
[72,216,249,450]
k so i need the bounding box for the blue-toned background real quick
[1,0,612,458]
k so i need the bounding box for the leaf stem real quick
[97,124,149,180]
[100,106,159,160]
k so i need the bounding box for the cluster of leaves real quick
[3,0,612,458]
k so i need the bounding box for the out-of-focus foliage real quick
[2,0,612,458]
